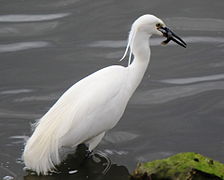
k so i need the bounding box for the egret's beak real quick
[158,27,187,48]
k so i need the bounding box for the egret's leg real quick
[85,132,105,152]
[85,148,93,158]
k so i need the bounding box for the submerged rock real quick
[132,152,224,180]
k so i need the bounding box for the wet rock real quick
[131,152,224,180]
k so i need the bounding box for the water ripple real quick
[131,81,224,105]
[0,89,33,95]
[0,109,40,119]
[103,131,139,144]
[164,17,224,31]
[159,74,224,85]
[14,93,59,102]
[103,149,128,156]
[0,21,59,37]
[0,41,50,53]
[0,13,70,22]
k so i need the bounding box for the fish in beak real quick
[158,27,187,48]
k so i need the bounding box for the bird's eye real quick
[156,23,162,28]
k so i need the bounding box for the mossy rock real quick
[132,152,224,180]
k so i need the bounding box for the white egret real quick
[23,14,186,175]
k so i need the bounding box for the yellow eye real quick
[156,23,162,28]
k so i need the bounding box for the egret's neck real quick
[126,32,151,96]
[131,32,151,61]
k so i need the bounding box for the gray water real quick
[1,0,224,179]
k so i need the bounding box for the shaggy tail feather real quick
[23,116,61,175]
[22,91,80,175]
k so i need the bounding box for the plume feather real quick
[119,24,137,66]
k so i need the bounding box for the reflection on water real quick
[0,89,33,95]
[0,13,70,23]
[136,151,173,162]
[164,17,224,31]
[0,22,59,37]
[160,73,224,84]
[14,93,59,103]
[1,167,17,180]
[103,131,139,144]
[132,81,224,105]
[0,42,51,53]
[0,109,40,119]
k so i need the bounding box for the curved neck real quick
[131,32,151,61]
[126,32,151,96]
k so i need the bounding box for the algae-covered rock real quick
[132,152,224,180]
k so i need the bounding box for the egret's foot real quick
[75,143,90,159]
[56,144,90,173]
[85,149,93,159]
[76,143,93,159]
[94,151,111,174]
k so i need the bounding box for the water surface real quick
[0,0,224,179]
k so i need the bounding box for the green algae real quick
[132,152,224,180]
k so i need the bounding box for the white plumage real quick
[23,66,130,174]
[23,14,185,175]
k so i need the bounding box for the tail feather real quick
[22,88,89,175]
[23,96,79,175]
[23,115,60,175]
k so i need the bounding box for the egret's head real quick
[132,15,165,36]
[132,14,187,48]
[120,14,186,65]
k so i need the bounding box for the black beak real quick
[158,27,187,48]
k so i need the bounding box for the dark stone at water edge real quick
[131,152,224,180]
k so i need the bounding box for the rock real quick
[131,152,224,180]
